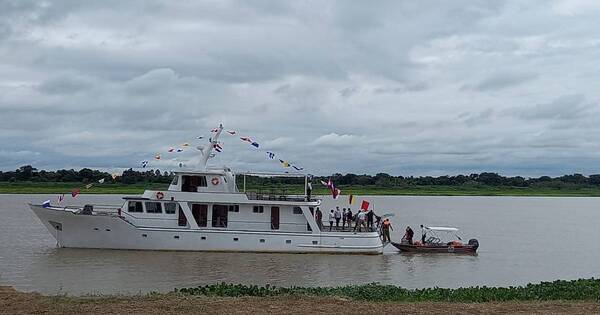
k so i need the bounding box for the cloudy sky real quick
[2,0,600,176]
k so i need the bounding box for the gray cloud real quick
[2,1,600,176]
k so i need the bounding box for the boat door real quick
[271,206,280,230]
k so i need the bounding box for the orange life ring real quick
[211,177,220,185]
[156,191,165,200]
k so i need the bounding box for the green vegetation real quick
[176,278,600,302]
[4,165,600,196]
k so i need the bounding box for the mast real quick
[199,124,223,170]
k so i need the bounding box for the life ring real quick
[211,177,220,185]
[156,191,165,200]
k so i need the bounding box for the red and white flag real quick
[71,188,80,198]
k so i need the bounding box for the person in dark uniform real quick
[404,226,414,244]
[366,210,375,231]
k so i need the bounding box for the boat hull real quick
[391,242,478,253]
[30,205,383,254]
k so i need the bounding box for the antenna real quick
[198,124,223,169]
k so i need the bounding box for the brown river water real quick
[1,194,599,294]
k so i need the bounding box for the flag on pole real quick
[332,188,341,199]
[57,194,64,204]
[349,195,355,205]
[361,200,370,211]
[42,200,51,208]
[71,188,80,198]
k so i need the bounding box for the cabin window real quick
[145,202,162,214]
[171,176,179,186]
[178,208,188,227]
[292,207,303,215]
[228,205,239,212]
[128,201,143,213]
[181,175,207,192]
[212,204,229,228]
[192,204,208,227]
[253,206,264,213]
[164,203,177,214]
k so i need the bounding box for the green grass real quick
[3,181,600,196]
[176,278,600,302]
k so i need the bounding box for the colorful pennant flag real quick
[361,200,370,211]
[98,178,105,184]
[240,137,252,143]
[349,195,355,205]
[71,188,80,198]
[214,143,223,152]
[182,143,190,147]
[211,128,219,132]
[292,165,304,171]
[227,130,236,135]
[141,160,149,168]
[176,149,184,152]
[279,159,290,167]
[154,154,161,160]
[168,148,175,153]
[266,151,275,159]
[197,136,204,139]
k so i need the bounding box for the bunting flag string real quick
[267,151,275,159]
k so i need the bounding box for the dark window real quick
[174,235,180,239]
[178,208,188,227]
[192,204,208,227]
[128,201,143,213]
[201,236,206,240]
[292,207,303,215]
[253,206,264,213]
[312,240,318,245]
[228,205,239,212]
[212,204,229,228]
[259,239,265,243]
[145,202,162,213]
[286,240,292,244]
[142,234,147,237]
[181,175,207,192]
[233,237,239,241]
[165,203,177,214]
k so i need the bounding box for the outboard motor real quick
[81,204,93,215]
[468,238,479,250]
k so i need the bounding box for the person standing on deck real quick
[366,209,375,231]
[346,208,353,230]
[404,226,414,244]
[328,209,335,231]
[342,208,347,229]
[356,210,367,232]
[382,218,393,242]
[420,224,427,243]
[334,206,342,229]
[315,207,323,230]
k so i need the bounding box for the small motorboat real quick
[391,226,479,253]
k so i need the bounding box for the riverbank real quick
[2,286,599,315]
[3,182,600,196]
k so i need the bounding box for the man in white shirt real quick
[334,206,342,229]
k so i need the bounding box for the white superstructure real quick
[29,125,383,254]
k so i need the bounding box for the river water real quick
[1,194,599,294]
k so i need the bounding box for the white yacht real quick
[29,126,384,254]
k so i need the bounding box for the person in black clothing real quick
[366,210,374,231]
[315,207,323,230]
[346,208,353,230]
[404,226,414,244]
[420,224,426,243]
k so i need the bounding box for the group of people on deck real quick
[312,206,395,244]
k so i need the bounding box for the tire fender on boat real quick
[156,191,165,200]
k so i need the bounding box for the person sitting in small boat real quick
[403,226,414,244]
[382,218,393,242]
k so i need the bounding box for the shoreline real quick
[3,182,600,197]
[2,285,600,315]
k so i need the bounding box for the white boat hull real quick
[30,205,383,254]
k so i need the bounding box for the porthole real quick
[201,236,206,240]
[259,239,265,243]
[105,229,111,232]
[174,235,180,239]
[142,234,147,237]
[233,237,239,241]
[93,228,99,231]
[286,240,292,244]
[312,240,318,245]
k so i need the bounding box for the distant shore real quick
[3,181,600,196]
[3,279,600,314]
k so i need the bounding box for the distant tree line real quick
[0,165,173,184]
[3,165,600,189]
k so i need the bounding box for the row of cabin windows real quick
[128,202,304,231]
[128,201,178,214]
